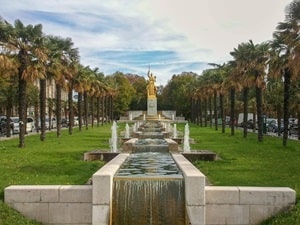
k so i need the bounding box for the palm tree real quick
[81,66,96,130]
[231,40,269,142]
[0,54,18,137]
[73,64,91,131]
[67,60,78,135]
[265,78,284,136]
[26,84,39,130]
[222,62,242,136]
[48,36,78,137]
[87,68,105,128]
[0,19,47,147]
[209,63,230,133]
[230,43,252,138]
[270,0,300,145]
[39,78,46,140]
[92,70,106,127]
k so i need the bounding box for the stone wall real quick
[205,186,296,225]
[5,185,92,225]
[4,154,296,225]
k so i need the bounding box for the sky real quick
[0,0,292,85]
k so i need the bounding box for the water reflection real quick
[115,152,182,177]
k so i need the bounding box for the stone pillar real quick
[147,98,157,116]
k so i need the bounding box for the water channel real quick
[111,122,186,225]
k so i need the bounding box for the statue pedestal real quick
[147,98,157,116]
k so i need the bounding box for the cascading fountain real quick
[173,123,177,138]
[132,122,137,133]
[183,123,191,153]
[112,121,186,225]
[110,121,118,152]
[124,123,130,138]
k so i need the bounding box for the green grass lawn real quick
[0,123,299,224]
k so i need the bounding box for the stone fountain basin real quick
[115,152,182,177]
[133,138,169,153]
[134,138,168,145]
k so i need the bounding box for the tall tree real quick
[270,0,300,145]
[106,72,134,119]
[0,19,47,147]
[48,36,78,137]
[231,40,269,142]
[162,72,197,119]
[0,54,18,137]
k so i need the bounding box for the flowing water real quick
[110,121,118,152]
[183,123,191,153]
[133,139,169,153]
[112,152,185,225]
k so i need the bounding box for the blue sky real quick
[0,0,291,85]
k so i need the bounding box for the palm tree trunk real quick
[96,97,100,127]
[78,92,83,131]
[101,95,105,126]
[48,99,54,131]
[209,96,212,128]
[110,95,113,122]
[203,99,208,127]
[56,83,62,138]
[283,69,291,146]
[230,88,235,136]
[196,98,199,125]
[34,100,39,134]
[214,90,218,131]
[276,104,283,137]
[243,87,249,138]
[191,98,195,123]
[220,93,225,133]
[18,76,27,147]
[199,98,203,127]
[18,52,27,148]
[105,95,109,123]
[256,86,263,142]
[84,91,88,130]
[40,79,46,141]
[91,96,94,128]
[68,82,74,135]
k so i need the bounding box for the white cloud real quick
[0,0,291,85]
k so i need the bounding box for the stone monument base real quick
[147,98,157,116]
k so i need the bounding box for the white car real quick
[45,117,57,129]
[11,117,20,134]
[26,117,35,132]
[12,117,36,134]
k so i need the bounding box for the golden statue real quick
[147,70,157,98]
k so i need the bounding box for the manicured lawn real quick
[0,125,110,225]
[178,123,300,225]
[0,122,299,224]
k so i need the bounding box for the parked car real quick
[10,117,35,134]
[45,117,57,129]
[289,119,298,136]
[0,116,13,136]
[74,117,79,126]
[26,117,35,132]
[289,118,297,126]
[267,119,283,133]
[61,118,69,128]
[37,117,57,130]
[240,119,255,129]
[11,117,20,134]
